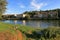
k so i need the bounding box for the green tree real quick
[0,0,7,19]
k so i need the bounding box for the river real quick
[2,20,60,28]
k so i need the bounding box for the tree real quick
[0,0,7,19]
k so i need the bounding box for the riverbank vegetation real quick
[23,27,60,40]
[0,22,60,40]
[17,25,60,40]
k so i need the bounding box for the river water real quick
[2,20,60,28]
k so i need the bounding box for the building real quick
[33,10,58,19]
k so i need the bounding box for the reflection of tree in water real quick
[58,20,60,27]
[3,20,60,28]
[47,20,59,27]
[22,20,60,28]
[40,20,60,27]
[51,20,60,27]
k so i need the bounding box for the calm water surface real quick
[2,20,60,28]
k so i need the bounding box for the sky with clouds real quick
[5,0,60,14]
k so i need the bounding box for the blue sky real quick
[5,0,60,14]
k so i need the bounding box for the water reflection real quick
[23,20,26,25]
[2,20,60,28]
[14,20,17,24]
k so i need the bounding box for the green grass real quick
[15,24,35,33]
[0,22,16,34]
[0,22,36,34]
[0,22,11,31]
[0,22,36,40]
[0,22,60,40]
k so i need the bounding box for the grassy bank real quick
[0,22,35,33]
[0,22,15,33]
[24,27,60,40]
[0,22,60,40]
[0,22,35,40]
[0,22,17,40]
[16,25,60,40]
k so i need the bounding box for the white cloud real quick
[30,0,47,10]
[20,4,25,8]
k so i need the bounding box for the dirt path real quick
[0,30,24,40]
[0,31,17,40]
[16,30,23,40]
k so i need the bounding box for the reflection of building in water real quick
[27,21,41,28]
[23,20,26,25]
[36,21,41,28]
[14,20,18,29]
[14,20,17,24]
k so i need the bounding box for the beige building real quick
[49,11,58,18]
[33,11,58,19]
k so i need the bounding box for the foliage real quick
[0,0,7,19]
[23,11,37,18]
[21,27,60,40]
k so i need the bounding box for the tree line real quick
[0,0,7,20]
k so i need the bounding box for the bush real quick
[21,27,60,40]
